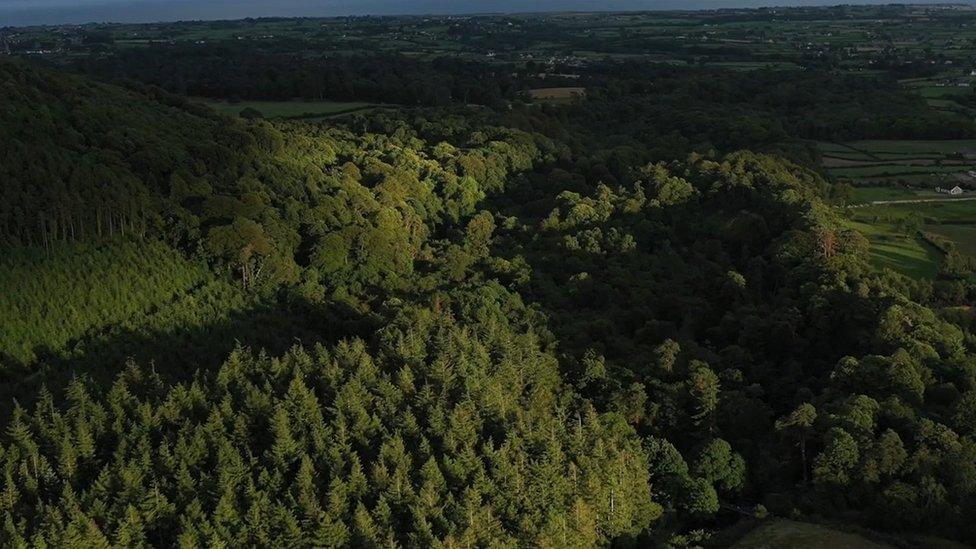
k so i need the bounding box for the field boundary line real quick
[867,197,976,206]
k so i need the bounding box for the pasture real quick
[528,87,586,102]
[845,200,976,278]
[926,224,976,256]
[732,519,892,549]
[902,77,976,114]
[820,140,976,189]
[204,99,377,119]
[845,218,942,279]
[731,518,968,549]
[849,186,951,203]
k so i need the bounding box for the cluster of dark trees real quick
[52,36,976,150]
[0,290,659,546]
[2,52,976,546]
[490,150,976,540]
[575,64,976,145]
[68,46,519,107]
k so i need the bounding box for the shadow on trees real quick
[493,191,872,408]
[0,295,377,420]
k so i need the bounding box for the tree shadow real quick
[0,295,377,420]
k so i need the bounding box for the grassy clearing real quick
[204,99,377,119]
[923,224,976,256]
[846,218,942,279]
[853,202,976,225]
[841,140,976,156]
[915,85,973,99]
[844,200,976,277]
[818,141,976,176]
[706,61,801,71]
[820,141,976,195]
[849,186,950,203]
[831,164,968,178]
[857,174,963,186]
[731,518,971,549]
[732,519,893,549]
[896,201,976,223]
[528,87,586,102]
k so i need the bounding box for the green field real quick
[924,223,976,256]
[733,519,971,549]
[849,186,949,203]
[832,140,976,156]
[820,140,976,201]
[204,99,377,119]
[831,164,967,178]
[845,200,976,277]
[733,520,892,549]
[528,87,586,103]
[874,201,976,224]
[706,61,801,71]
[846,218,942,279]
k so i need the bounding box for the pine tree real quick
[687,361,719,431]
[775,402,817,484]
[114,505,148,548]
[270,405,300,466]
[352,502,378,547]
[309,511,350,548]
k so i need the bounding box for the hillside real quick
[0,57,975,546]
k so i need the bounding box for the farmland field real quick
[819,140,976,193]
[528,87,586,102]
[842,140,976,156]
[845,218,942,279]
[855,201,976,224]
[733,520,892,549]
[926,223,976,256]
[820,140,976,159]
[848,186,953,203]
[830,164,968,178]
[844,199,976,277]
[203,99,377,119]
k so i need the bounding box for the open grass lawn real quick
[857,174,964,186]
[842,199,976,278]
[915,85,973,99]
[924,223,976,256]
[830,164,968,178]
[817,141,976,167]
[528,87,586,102]
[843,139,976,156]
[853,202,976,225]
[849,186,947,203]
[821,141,976,199]
[892,201,976,223]
[820,151,876,161]
[846,218,942,279]
[204,99,377,119]
[733,519,893,549]
[706,61,801,70]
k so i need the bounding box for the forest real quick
[2,5,976,547]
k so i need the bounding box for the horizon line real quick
[2,0,973,29]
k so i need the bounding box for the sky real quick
[0,0,969,27]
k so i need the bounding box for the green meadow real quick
[845,200,976,278]
[204,99,377,119]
